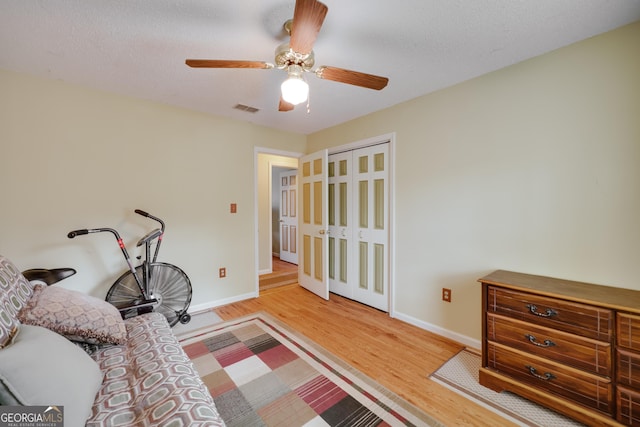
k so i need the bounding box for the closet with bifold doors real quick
[327,142,390,312]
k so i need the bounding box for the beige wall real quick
[308,22,640,343]
[1,21,638,344]
[0,70,305,309]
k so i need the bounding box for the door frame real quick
[254,147,303,294]
[253,133,395,318]
[325,133,396,317]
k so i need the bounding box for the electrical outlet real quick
[219,267,226,278]
[442,288,451,302]
[230,203,237,213]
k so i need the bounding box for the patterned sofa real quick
[0,254,225,427]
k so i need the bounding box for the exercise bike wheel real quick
[106,262,192,327]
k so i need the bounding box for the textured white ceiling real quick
[1,1,639,134]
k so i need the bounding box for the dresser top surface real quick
[479,270,640,314]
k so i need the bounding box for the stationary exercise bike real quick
[68,209,192,326]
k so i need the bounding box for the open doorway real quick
[259,256,298,291]
[255,149,301,293]
[260,166,298,291]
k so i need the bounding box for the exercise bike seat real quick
[137,228,162,247]
[22,268,77,285]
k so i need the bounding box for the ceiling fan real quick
[185,0,389,112]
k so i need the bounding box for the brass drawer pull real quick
[526,304,558,318]
[526,365,557,381]
[525,334,556,348]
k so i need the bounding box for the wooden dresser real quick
[479,270,640,426]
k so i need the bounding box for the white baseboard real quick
[258,268,272,275]
[392,310,481,351]
[188,291,258,313]
[188,293,480,350]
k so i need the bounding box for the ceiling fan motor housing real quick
[275,42,315,70]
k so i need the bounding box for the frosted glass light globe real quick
[281,76,309,105]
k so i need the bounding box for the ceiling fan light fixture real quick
[281,76,308,105]
[281,66,309,105]
[185,0,389,112]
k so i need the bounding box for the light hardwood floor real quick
[214,284,516,426]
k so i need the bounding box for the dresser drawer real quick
[617,386,640,426]
[618,348,640,390]
[487,313,612,376]
[618,313,640,352]
[487,286,613,341]
[486,342,613,415]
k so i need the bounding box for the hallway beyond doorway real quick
[259,257,298,291]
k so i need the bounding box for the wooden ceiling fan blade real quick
[279,97,295,112]
[185,59,272,69]
[316,66,389,90]
[290,0,328,55]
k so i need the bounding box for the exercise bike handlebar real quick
[135,209,165,233]
[135,209,165,263]
[67,229,89,238]
[66,211,171,301]
[68,227,122,239]
[67,210,166,269]
[67,227,138,276]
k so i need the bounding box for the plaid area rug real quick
[430,349,584,427]
[178,312,443,427]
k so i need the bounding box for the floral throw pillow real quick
[18,285,127,345]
